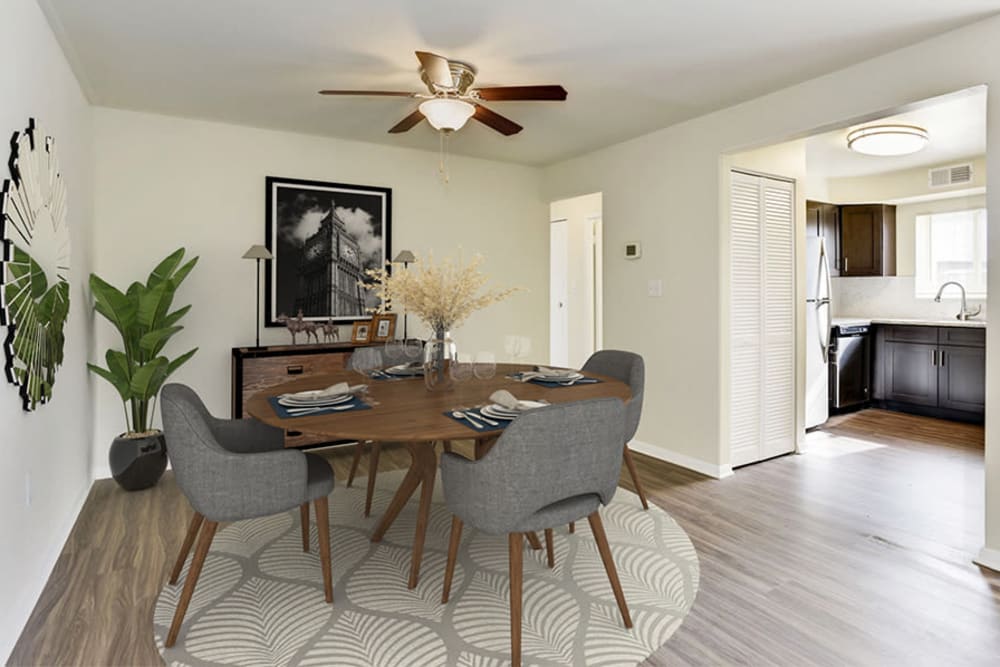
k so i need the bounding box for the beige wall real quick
[0,0,95,658]
[91,107,549,479]
[542,14,1000,563]
[827,156,987,204]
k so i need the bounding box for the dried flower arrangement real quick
[362,252,519,334]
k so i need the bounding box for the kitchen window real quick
[914,208,987,299]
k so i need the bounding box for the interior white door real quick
[729,171,796,467]
[550,220,569,367]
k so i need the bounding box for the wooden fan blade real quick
[474,85,568,101]
[388,109,425,133]
[473,104,523,136]
[415,51,454,89]
[319,90,417,96]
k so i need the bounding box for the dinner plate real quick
[534,372,584,381]
[480,405,517,420]
[278,393,354,407]
[385,364,424,376]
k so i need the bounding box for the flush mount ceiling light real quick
[418,98,476,132]
[847,124,929,156]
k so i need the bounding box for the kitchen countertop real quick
[833,316,986,329]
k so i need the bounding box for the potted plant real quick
[88,248,199,490]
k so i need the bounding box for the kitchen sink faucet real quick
[934,281,982,321]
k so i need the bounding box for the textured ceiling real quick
[40,0,1000,165]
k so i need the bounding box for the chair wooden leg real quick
[165,520,218,648]
[315,496,333,603]
[544,528,555,568]
[442,516,463,603]
[347,441,364,487]
[364,442,381,518]
[568,521,575,534]
[525,531,543,550]
[588,511,632,628]
[300,503,310,552]
[442,440,453,454]
[169,511,204,585]
[622,445,649,510]
[509,533,524,667]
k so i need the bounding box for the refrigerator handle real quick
[818,240,833,359]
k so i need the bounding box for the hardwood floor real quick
[8,409,1000,665]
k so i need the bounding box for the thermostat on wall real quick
[624,242,642,259]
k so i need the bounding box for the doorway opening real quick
[549,192,603,368]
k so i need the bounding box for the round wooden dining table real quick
[246,363,631,589]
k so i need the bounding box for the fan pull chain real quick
[438,131,450,184]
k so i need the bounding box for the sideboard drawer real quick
[238,352,348,418]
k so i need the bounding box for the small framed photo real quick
[351,320,372,343]
[370,313,397,343]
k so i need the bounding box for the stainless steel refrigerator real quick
[805,235,832,428]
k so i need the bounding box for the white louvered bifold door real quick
[729,171,795,467]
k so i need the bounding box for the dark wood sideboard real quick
[232,342,376,448]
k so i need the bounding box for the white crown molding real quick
[629,439,733,479]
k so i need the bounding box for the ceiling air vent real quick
[928,163,973,188]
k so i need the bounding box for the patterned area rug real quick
[154,470,699,666]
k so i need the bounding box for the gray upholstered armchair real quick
[439,398,633,666]
[582,350,648,509]
[160,383,335,648]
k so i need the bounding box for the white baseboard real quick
[4,480,92,662]
[628,439,733,479]
[974,546,1000,572]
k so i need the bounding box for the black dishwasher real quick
[829,324,871,410]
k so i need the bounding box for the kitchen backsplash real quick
[831,276,988,321]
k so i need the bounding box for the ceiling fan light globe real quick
[846,124,929,156]
[419,98,475,131]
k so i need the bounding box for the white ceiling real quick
[40,0,1000,165]
[806,88,987,179]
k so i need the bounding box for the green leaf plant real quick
[87,248,199,435]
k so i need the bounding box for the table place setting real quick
[507,365,602,387]
[368,361,425,381]
[444,389,549,432]
[268,382,372,418]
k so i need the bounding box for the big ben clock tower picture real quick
[265,177,391,326]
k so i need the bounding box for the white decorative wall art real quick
[0,119,70,410]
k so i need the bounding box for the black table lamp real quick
[242,244,273,348]
[393,250,417,340]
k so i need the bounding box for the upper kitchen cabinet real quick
[840,204,896,276]
[806,200,840,276]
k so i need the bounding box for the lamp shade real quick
[418,98,475,131]
[242,244,273,260]
[393,250,417,263]
[846,124,929,156]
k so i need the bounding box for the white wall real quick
[0,0,94,660]
[550,192,602,368]
[91,108,548,478]
[542,14,1000,562]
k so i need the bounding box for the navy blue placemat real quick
[507,373,602,388]
[442,408,511,433]
[268,395,372,419]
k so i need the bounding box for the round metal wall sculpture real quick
[0,119,70,410]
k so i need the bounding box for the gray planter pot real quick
[109,431,167,491]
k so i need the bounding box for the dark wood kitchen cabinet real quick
[806,200,840,276]
[840,204,896,277]
[875,325,984,422]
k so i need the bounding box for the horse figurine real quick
[322,319,339,342]
[276,311,320,344]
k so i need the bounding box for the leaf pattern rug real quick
[154,470,699,666]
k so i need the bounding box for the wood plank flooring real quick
[8,409,1000,665]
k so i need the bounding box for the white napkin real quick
[533,366,577,377]
[283,382,366,399]
[489,389,547,411]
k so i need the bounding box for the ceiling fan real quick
[319,51,567,136]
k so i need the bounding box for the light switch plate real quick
[647,279,663,297]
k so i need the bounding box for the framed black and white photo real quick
[265,176,391,326]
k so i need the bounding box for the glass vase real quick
[423,328,457,392]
